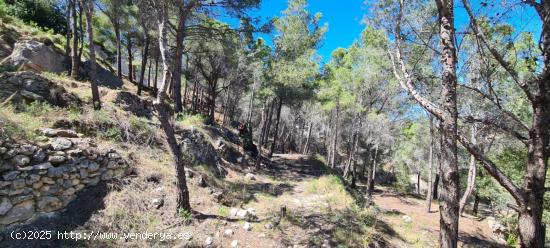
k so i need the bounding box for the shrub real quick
[4,0,66,34]
[176,113,205,127]
[24,101,53,116]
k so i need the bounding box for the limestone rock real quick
[224,229,234,236]
[33,162,52,170]
[12,155,30,167]
[41,128,78,138]
[3,40,65,73]
[230,240,238,248]
[0,200,34,225]
[19,145,37,155]
[37,196,62,212]
[244,173,256,181]
[205,236,213,246]
[402,215,412,223]
[51,138,72,151]
[0,198,13,215]
[243,222,252,231]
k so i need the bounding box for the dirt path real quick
[372,188,507,248]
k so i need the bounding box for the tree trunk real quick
[138,34,149,95]
[330,104,340,168]
[262,100,275,145]
[472,193,479,216]
[82,0,100,110]
[154,7,190,212]
[172,5,186,114]
[302,122,312,154]
[426,115,435,212]
[70,0,79,78]
[370,145,378,192]
[459,125,477,216]
[435,1,460,246]
[154,54,159,92]
[115,26,122,79]
[269,98,283,157]
[147,58,152,87]
[65,0,71,72]
[255,102,268,167]
[77,2,83,64]
[127,36,134,83]
[433,174,440,200]
[416,172,421,195]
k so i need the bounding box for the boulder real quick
[0,200,34,225]
[243,222,252,231]
[1,39,65,73]
[179,128,226,178]
[230,240,238,248]
[0,71,81,107]
[244,173,256,181]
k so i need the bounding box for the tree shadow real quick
[459,232,508,248]
[0,182,111,248]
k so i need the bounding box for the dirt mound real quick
[0,71,81,107]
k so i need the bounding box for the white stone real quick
[205,236,213,245]
[224,229,233,236]
[230,240,238,248]
[402,215,412,223]
[244,173,256,181]
[243,222,252,231]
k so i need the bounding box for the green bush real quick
[24,101,53,116]
[4,0,66,34]
[0,64,16,73]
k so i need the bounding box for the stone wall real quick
[0,129,131,227]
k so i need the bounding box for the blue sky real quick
[251,0,367,63]
[247,0,541,63]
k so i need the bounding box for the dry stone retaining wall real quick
[0,129,131,227]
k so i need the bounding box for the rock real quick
[32,149,47,162]
[402,215,412,223]
[236,208,256,219]
[17,166,33,171]
[243,222,252,231]
[47,166,67,177]
[0,198,13,215]
[0,181,10,188]
[3,40,66,73]
[33,162,52,170]
[19,145,37,155]
[41,128,78,138]
[26,174,41,185]
[205,236,213,246]
[244,173,256,181]
[0,200,34,225]
[113,91,153,118]
[197,175,207,187]
[107,152,121,159]
[11,194,33,204]
[101,170,113,181]
[12,179,26,189]
[3,171,19,181]
[230,208,239,217]
[264,223,273,230]
[230,240,238,248]
[51,138,72,151]
[32,181,43,189]
[12,155,30,167]
[48,155,66,164]
[224,229,234,236]
[41,185,61,195]
[37,196,63,212]
[0,147,6,154]
[150,198,164,209]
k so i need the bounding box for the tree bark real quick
[127,36,134,83]
[70,0,79,78]
[302,122,312,154]
[269,98,283,157]
[65,0,71,72]
[172,5,186,114]
[459,125,477,216]
[81,0,100,110]
[138,33,149,95]
[426,115,435,212]
[154,54,159,93]
[154,5,190,212]
[255,102,268,167]
[330,103,340,168]
[115,26,122,79]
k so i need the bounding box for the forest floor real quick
[372,187,507,248]
[1,151,507,248]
